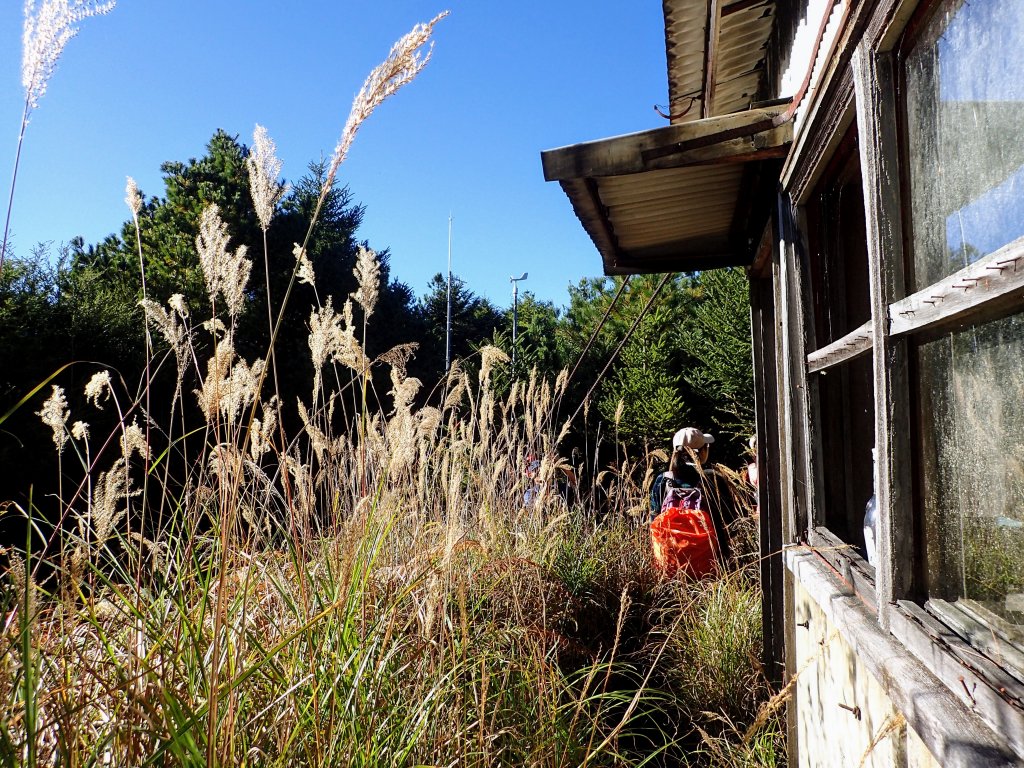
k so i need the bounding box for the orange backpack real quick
[650,483,720,579]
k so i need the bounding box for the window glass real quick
[904,0,1024,291]
[814,354,875,550]
[806,130,870,348]
[918,313,1024,633]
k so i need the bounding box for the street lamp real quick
[510,272,528,372]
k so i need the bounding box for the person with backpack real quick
[649,427,734,576]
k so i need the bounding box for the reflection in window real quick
[904,0,1024,290]
[919,313,1024,635]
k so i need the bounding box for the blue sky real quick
[2,2,668,310]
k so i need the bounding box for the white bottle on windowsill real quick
[863,448,879,567]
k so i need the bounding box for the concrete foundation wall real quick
[792,581,941,767]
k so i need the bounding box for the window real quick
[900,0,1024,675]
[804,128,877,553]
[903,0,1024,291]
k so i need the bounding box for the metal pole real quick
[512,279,518,371]
[445,214,452,372]
[509,272,527,374]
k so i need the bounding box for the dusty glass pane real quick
[919,313,1024,635]
[904,0,1024,290]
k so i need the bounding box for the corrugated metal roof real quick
[664,0,775,122]
[542,107,791,275]
[541,0,786,276]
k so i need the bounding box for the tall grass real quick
[0,10,785,767]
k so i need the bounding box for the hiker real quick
[523,452,578,508]
[649,427,735,564]
[523,454,542,507]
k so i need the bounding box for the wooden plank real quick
[805,320,873,373]
[751,270,787,685]
[807,527,878,611]
[540,107,790,181]
[853,46,914,625]
[890,600,1024,762]
[781,52,856,203]
[788,549,1024,767]
[702,0,722,118]
[889,238,1024,336]
[782,199,814,539]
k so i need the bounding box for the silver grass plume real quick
[327,13,447,186]
[353,245,380,319]
[84,370,112,408]
[22,0,115,113]
[308,298,342,404]
[71,420,89,441]
[297,400,331,463]
[478,345,509,389]
[247,124,285,231]
[249,396,279,460]
[124,176,142,217]
[119,418,149,461]
[333,298,368,373]
[195,334,266,426]
[92,458,136,550]
[294,243,316,286]
[140,298,187,361]
[37,384,69,453]
[197,204,251,319]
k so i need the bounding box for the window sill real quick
[806,526,877,612]
[786,546,1024,766]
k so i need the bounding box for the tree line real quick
[0,130,754,513]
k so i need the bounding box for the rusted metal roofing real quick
[542,107,791,275]
[541,0,785,276]
[664,0,776,123]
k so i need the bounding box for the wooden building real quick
[542,0,1024,764]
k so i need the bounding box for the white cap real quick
[673,427,715,451]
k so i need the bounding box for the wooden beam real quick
[854,46,914,624]
[805,320,873,373]
[889,238,1024,337]
[703,0,722,119]
[541,107,790,181]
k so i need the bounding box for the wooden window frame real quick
[850,0,1024,746]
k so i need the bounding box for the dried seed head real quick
[327,13,447,185]
[71,420,89,441]
[168,293,188,317]
[37,384,69,452]
[124,175,142,217]
[250,397,279,460]
[478,345,509,388]
[140,298,186,358]
[197,204,251,319]
[377,343,418,379]
[247,124,285,231]
[93,458,134,547]
[353,245,380,318]
[22,0,116,112]
[84,370,112,408]
[294,243,316,286]
[120,418,149,461]
[333,298,368,373]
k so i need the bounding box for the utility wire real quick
[563,272,675,430]
[563,275,632,392]
[546,275,632,434]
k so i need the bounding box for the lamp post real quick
[510,272,528,372]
